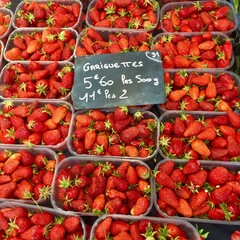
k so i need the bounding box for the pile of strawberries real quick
[93,216,195,239]
[0,9,11,37]
[0,148,56,202]
[153,32,233,69]
[0,100,72,147]
[159,110,240,161]
[87,0,159,30]
[53,159,152,216]
[75,28,153,56]
[0,0,10,8]
[70,106,158,158]
[160,71,240,111]
[14,0,81,28]
[1,61,74,99]
[4,28,76,61]
[0,205,85,239]
[155,159,240,221]
[161,1,235,33]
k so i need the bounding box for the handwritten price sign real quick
[72,51,166,110]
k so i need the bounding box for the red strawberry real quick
[31,212,53,226]
[95,217,112,239]
[209,166,229,186]
[84,129,97,150]
[11,105,30,117]
[20,225,45,240]
[227,110,240,129]
[113,106,129,121]
[158,187,179,209]
[226,135,240,157]
[63,216,80,233]
[129,222,144,240]
[49,224,66,240]
[110,220,130,236]
[173,117,186,137]
[189,189,209,211]
[182,159,201,175]
[0,212,9,231]
[0,181,17,198]
[120,126,139,144]
[167,223,187,238]
[105,197,122,214]
[42,129,61,145]
[2,206,28,219]
[14,125,31,139]
[211,184,233,204]
[176,198,192,217]
[191,139,211,158]
[5,47,22,61]
[130,196,149,216]
[158,160,175,176]
[188,169,208,187]
[155,170,175,189]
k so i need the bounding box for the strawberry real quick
[110,220,130,236]
[92,193,106,212]
[130,196,149,216]
[42,129,61,145]
[182,159,200,175]
[188,169,208,187]
[49,224,66,240]
[231,231,240,240]
[20,225,45,240]
[210,184,233,205]
[176,198,192,217]
[0,212,9,231]
[95,217,112,239]
[191,139,211,158]
[11,105,30,118]
[0,181,17,198]
[120,126,139,144]
[84,129,97,150]
[183,121,202,137]
[158,187,179,209]
[113,106,129,121]
[5,47,22,61]
[209,166,230,186]
[31,212,53,226]
[227,110,240,129]
[226,135,240,157]
[14,125,31,139]
[173,117,186,137]
[155,170,175,189]
[105,197,122,214]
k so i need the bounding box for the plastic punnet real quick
[3,28,78,62]
[74,28,154,57]
[160,0,238,35]
[157,70,240,113]
[85,0,160,33]
[154,159,240,225]
[0,61,74,101]
[12,0,83,30]
[158,110,240,160]
[51,156,154,216]
[90,214,201,239]
[0,146,57,204]
[152,32,235,70]
[67,108,159,161]
[0,8,13,42]
[0,201,87,239]
[0,99,73,150]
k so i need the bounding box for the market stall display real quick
[0,0,239,239]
